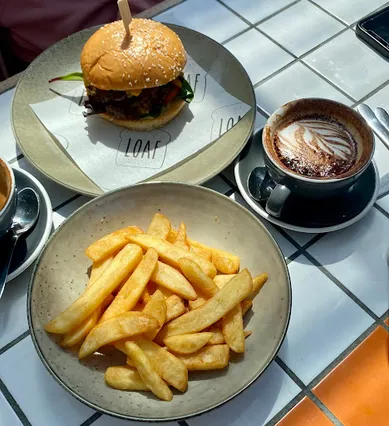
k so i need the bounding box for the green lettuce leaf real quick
[49,72,84,83]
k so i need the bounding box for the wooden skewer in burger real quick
[50,0,194,131]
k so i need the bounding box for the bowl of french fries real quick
[28,182,291,421]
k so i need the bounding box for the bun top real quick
[81,19,187,91]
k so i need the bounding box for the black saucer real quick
[236,129,379,232]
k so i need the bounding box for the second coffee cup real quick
[262,98,375,217]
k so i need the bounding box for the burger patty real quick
[85,82,178,120]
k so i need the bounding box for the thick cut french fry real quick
[116,337,188,392]
[164,333,212,354]
[125,341,173,401]
[151,261,197,300]
[127,234,217,278]
[147,213,171,239]
[222,303,245,353]
[105,366,149,391]
[178,258,219,298]
[156,285,173,299]
[241,299,253,316]
[173,222,190,250]
[213,274,236,289]
[87,257,113,289]
[85,226,143,262]
[143,290,167,340]
[161,269,252,338]
[188,295,207,310]
[60,295,113,348]
[79,312,158,358]
[207,324,225,345]
[166,295,186,322]
[141,287,151,304]
[249,273,269,299]
[45,244,143,334]
[176,345,230,370]
[190,245,212,261]
[101,248,158,322]
[244,330,252,338]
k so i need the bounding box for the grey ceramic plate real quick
[28,182,291,422]
[12,24,255,197]
[6,168,52,282]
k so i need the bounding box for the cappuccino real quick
[273,116,357,179]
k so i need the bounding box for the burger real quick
[50,19,194,131]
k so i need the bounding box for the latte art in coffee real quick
[273,118,357,178]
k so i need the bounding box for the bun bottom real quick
[99,98,186,131]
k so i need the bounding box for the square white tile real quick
[308,208,389,316]
[230,192,298,258]
[13,157,76,209]
[0,391,22,426]
[255,111,268,130]
[364,82,389,111]
[154,0,249,43]
[255,62,352,115]
[0,89,19,162]
[279,255,374,384]
[221,0,297,24]
[52,196,89,229]
[304,30,389,101]
[0,266,32,350]
[0,337,94,426]
[189,361,300,426]
[258,1,345,57]
[311,0,388,25]
[224,29,293,85]
[203,175,232,194]
[93,414,177,426]
[377,194,389,213]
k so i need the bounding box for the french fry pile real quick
[45,213,268,401]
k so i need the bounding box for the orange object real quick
[384,317,389,326]
[314,326,389,426]
[276,397,333,426]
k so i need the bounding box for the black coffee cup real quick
[262,98,375,217]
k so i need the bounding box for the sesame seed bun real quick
[81,19,187,91]
[99,98,186,131]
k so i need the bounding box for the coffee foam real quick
[274,117,357,178]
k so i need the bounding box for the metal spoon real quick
[0,188,40,299]
[248,166,275,202]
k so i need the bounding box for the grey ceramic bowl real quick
[13,24,255,197]
[28,182,291,422]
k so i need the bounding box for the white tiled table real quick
[1,1,389,425]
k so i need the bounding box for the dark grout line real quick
[52,194,82,212]
[374,203,389,219]
[252,0,303,27]
[0,330,30,356]
[266,391,304,426]
[275,359,343,425]
[307,0,350,26]
[299,27,349,61]
[79,412,102,426]
[256,104,270,118]
[379,309,389,320]
[221,27,252,45]
[253,27,298,59]
[178,421,190,426]
[300,61,356,104]
[216,0,252,26]
[307,321,378,389]
[301,233,326,251]
[8,153,24,165]
[0,378,32,426]
[224,187,235,198]
[219,172,239,193]
[303,251,380,321]
[353,79,389,107]
[274,226,302,250]
[253,59,298,91]
[286,249,303,263]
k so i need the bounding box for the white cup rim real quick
[262,98,375,183]
[0,156,16,217]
